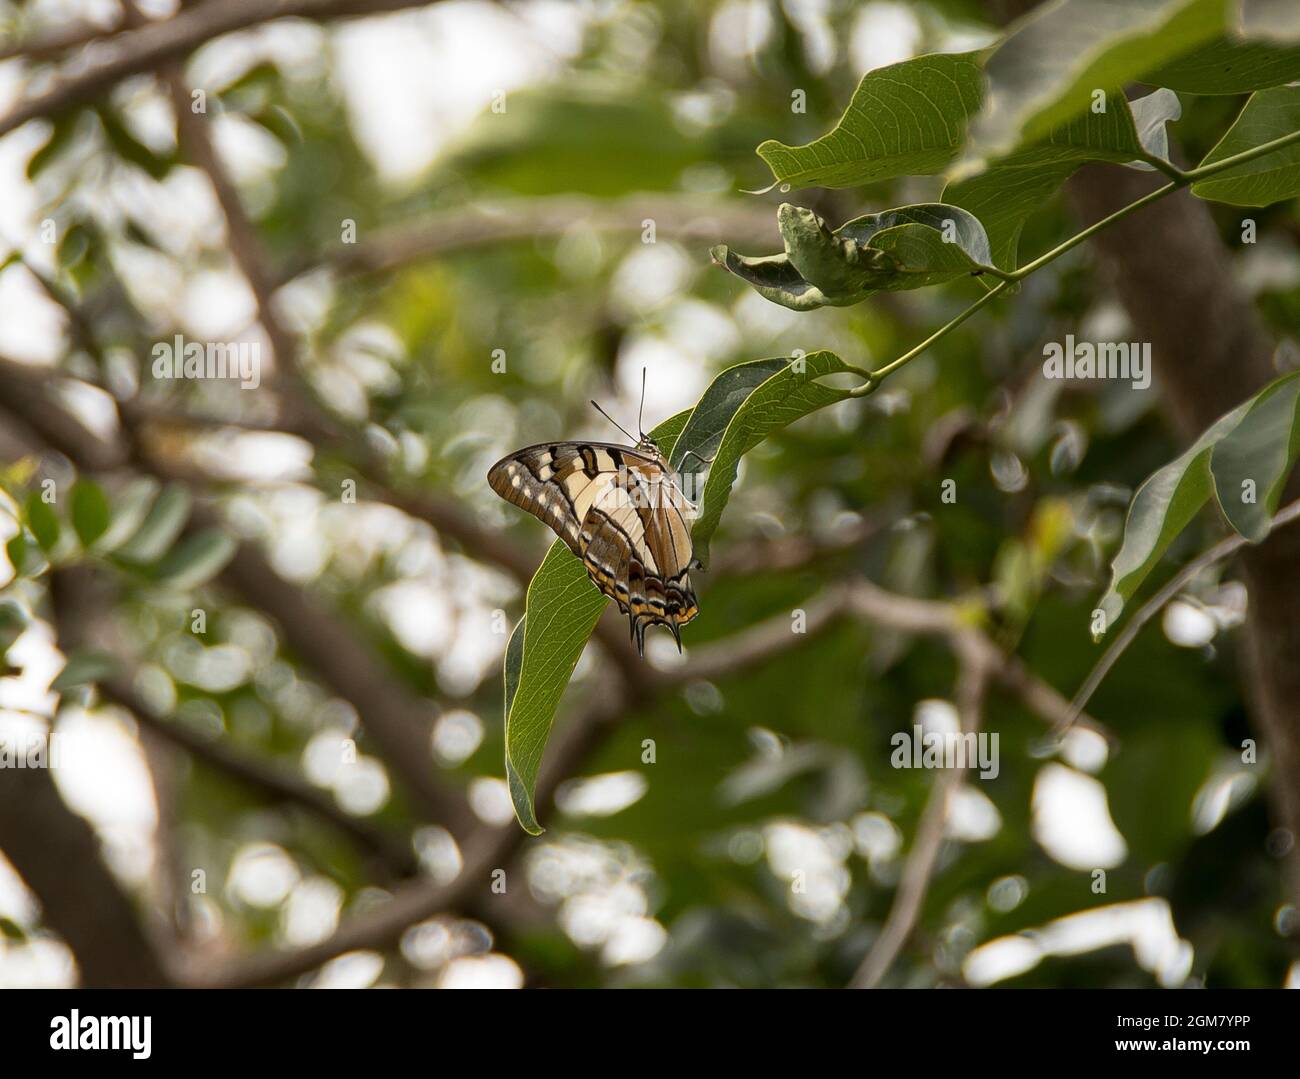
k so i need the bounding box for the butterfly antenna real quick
[590,400,638,444]
[638,367,647,440]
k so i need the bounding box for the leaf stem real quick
[1136,152,1187,183]
[849,282,1010,396]
[850,124,1300,395]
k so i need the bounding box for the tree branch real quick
[0,14,128,64]
[106,677,420,877]
[193,675,631,987]
[0,754,173,986]
[277,196,779,284]
[47,562,419,877]
[0,0,448,138]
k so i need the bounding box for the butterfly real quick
[488,384,701,656]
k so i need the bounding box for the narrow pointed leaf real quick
[1095,395,1253,635]
[149,529,237,589]
[70,480,110,548]
[5,533,42,579]
[0,599,29,658]
[51,651,120,692]
[24,493,59,553]
[115,484,191,564]
[96,478,161,553]
[1209,371,1300,542]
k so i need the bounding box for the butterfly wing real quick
[579,460,699,655]
[487,443,635,557]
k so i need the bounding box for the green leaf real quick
[5,532,42,579]
[26,111,82,180]
[115,483,191,564]
[24,492,60,552]
[95,478,161,553]
[964,0,1223,166]
[711,202,997,310]
[1095,395,1254,635]
[946,89,1181,268]
[51,651,120,693]
[691,351,855,567]
[1191,86,1300,206]
[1240,0,1300,42]
[1144,37,1300,93]
[149,529,237,590]
[0,599,29,657]
[671,358,790,497]
[56,222,91,270]
[755,52,984,190]
[504,544,608,835]
[1209,371,1300,542]
[96,108,174,180]
[70,480,110,548]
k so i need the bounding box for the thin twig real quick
[101,677,420,876]
[850,632,990,988]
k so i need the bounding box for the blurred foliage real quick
[1,0,1298,990]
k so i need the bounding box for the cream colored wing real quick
[579,462,699,655]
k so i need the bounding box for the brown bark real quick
[1069,166,1300,903]
[0,766,172,986]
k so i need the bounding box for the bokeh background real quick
[0,0,1297,989]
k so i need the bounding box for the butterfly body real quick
[488,437,700,655]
